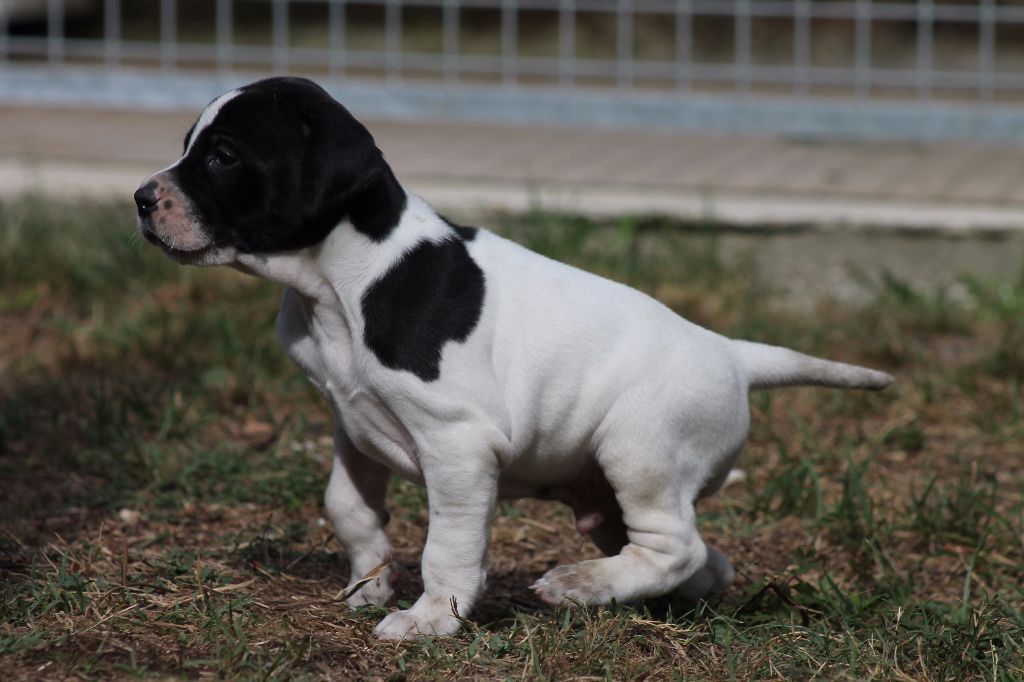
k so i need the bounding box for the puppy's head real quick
[134,77,387,265]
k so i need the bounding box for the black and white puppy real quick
[134,77,892,640]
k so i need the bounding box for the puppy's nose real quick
[133,181,159,217]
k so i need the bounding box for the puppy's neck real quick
[234,181,452,310]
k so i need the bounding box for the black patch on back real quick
[361,237,485,382]
[439,214,478,241]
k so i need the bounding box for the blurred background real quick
[2,0,1024,299]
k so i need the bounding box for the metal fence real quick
[3,0,1024,141]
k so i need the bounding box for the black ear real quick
[297,99,388,239]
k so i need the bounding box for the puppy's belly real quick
[497,444,591,493]
[498,459,622,536]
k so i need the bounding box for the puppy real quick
[134,77,891,640]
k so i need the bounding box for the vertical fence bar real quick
[104,0,121,68]
[916,0,933,100]
[329,0,346,77]
[978,0,995,104]
[0,3,7,64]
[793,0,810,95]
[273,0,289,72]
[616,0,632,88]
[558,0,575,86]
[160,0,177,72]
[854,0,871,99]
[216,0,234,76]
[501,0,518,85]
[675,0,692,92]
[443,0,459,83]
[386,0,402,80]
[734,0,751,94]
[47,0,65,65]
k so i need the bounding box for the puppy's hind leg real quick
[581,491,734,600]
[531,437,710,607]
[676,544,735,602]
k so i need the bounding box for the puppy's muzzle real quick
[133,171,211,254]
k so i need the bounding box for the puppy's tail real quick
[730,339,893,391]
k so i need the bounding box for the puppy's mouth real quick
[138,222,213,261]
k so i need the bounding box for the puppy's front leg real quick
[374,454,498,640]
[324,427,396,608]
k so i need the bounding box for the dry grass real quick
[1,198,1022,680]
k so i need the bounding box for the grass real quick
[1,196,1023,680]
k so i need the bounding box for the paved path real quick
[3,105,1024,230]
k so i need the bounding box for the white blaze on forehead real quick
[184,88,242,155]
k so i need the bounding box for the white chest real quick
[274,288,424,481]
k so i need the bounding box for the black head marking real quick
[174,77,406,253]
[361,237,485,381]
[346,165,406,242]
[293,81,405,242]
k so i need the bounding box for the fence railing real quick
[3,1,1024,141]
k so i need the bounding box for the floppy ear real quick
[298,99,386,236]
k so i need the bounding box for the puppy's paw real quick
[373,603,462,640]
[344,560,399,609]
[531,561,610,606]
[345,575,395,609]
[676,546,735,602]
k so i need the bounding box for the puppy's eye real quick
[210,147,238,167]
